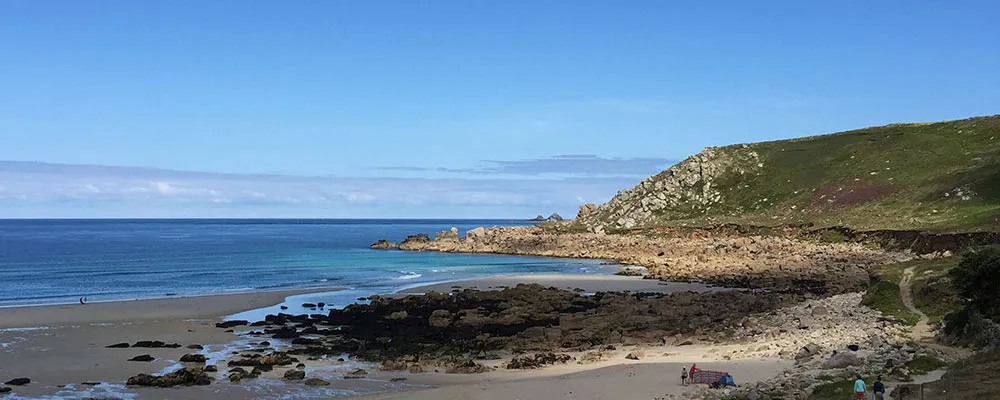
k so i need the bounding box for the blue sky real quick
[1,1,998,218]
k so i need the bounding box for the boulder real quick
[215,320,249,329]
[428,310,453,328]
[283,369,305,381]
[204,365,218,372]
[822,352,862,369]
[625,350,645,360]
[180,354,207,363]
[4,378,29,386]
[389,311,408,320]
[303,378,330,386]
[797,317,812,329]
[186,344,204,350]
[128,355,155,362]
[133,341,181,348]
[445,359,489,374]
[506,352,574,369]
[0,387,10,393]
[127,368,212,387]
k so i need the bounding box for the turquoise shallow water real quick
[0,219,609,307]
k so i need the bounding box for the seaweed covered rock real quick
[126,368,212,387]
[506,352,574,369]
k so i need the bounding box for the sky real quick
[1,1,998,218]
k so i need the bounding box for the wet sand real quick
[0,288,344,399]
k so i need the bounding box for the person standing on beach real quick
[681,367,688,385]
[854,376,866,400]
[873,376,885,400]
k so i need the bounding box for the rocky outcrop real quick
[548,213,564,221]
[126,367,212,387]
[577,146,762,231]
[257,284,802,365]
[385,225,907,294]
[506,352,574,369]
[369,239,399,250]
[398,233,431,250]
[283,369,305,381]
[577,203,598,219]
[180,354,207,363]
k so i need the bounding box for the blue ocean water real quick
[0,219,609,307]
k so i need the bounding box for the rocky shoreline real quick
[374,225,910,295]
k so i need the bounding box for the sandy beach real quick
[0,276,793,400]
[0,288,344,399]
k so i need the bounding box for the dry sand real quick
[397,273,721,295]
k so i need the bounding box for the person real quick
[854,375,866,400]
[873,376,885,400]
[681,367,688,385]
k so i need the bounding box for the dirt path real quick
[900,267,934,341]
[899,267,970,361]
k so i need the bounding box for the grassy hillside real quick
[582,115,1000,232]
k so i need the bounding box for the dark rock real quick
[847,344,860,352]
[126,368,212,387]
[186,344,204,350]
[227,352,297,367]
[180,354,207,363]
[259,341,271,346]
[269,327,301,339]
[317,302,326,308]
[296,363,306,369]
[215,320,249,329]
[0,387,10,393]
[303,378,330,386]
[291,338,319,346]
[81,382,101,386]
[547,213,564,221]
[105,343,130,348]
[4,378,29,386]
[204,365,218,372]
[283,369,305,381]
[506,352,574,369]
[301,303,317,308]
[280,306,289,310]
[128,355,155,362]
[390,377,408,382]
[250,321,269,327]
[252,365,272,373]
[445,359,489,374]
[345,368,368,378]
[527,215,546,222]
[370,239,399,250]
[132,341,181,348]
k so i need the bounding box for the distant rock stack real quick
[369,239,398,250]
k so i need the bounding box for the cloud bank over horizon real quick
[0,156,675,219]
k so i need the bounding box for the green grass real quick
[808,375,878,400]
[862,280,921,326]
[586,115,1000,233]
[906,355,947,374]
[863,257,962,327]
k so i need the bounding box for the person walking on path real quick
[680,367,688,385]
[873,376,885,400]
[854,376,866,400]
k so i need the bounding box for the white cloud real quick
[0,161,644,218]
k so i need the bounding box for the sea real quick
[0,219,609,311]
